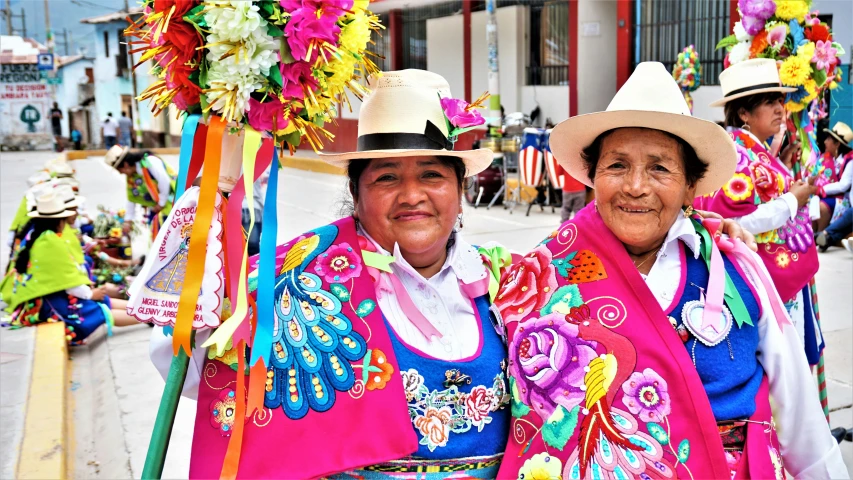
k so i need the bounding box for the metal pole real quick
[69,30,73,55]
[20,7,25,38]
[43,0,51,52]
[4,0,12,36]
[124,0,143,147]
[63,28,69,55]
[486,0,501,137]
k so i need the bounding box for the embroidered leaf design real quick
[510,377,531,419]
[646,422,670,445]
[356,299,375,318]
[541,405,579,451]
[677,439,691,463]
[329,283,350,302]
[361,349,373,384]
[551,251,578,278]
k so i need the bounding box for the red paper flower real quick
[805,24,831,43]
[153,0,196,17]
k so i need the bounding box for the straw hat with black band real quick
[28,192,75,219]
[824,122,852,149]
[550,61,737,197]
[709,58,796,107]
[319,69,493,176]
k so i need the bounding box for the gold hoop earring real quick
[742,123,751,132]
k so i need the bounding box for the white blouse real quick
[646,215,848,479]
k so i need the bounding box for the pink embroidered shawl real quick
[495,204,781,480]
[694,129,818,301]
[189,217,417,479]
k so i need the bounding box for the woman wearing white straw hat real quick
[494,62,846,479]
[815,122,853,253]
[104,145,177,237]
[2,193,138,345]
[696,59,826,368]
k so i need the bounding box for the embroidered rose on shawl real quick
[464,385,494,427]
[364,348,394,391]
[401,368,424,401]
[495,246,558,323]
[414,406,452,448]
[621,368,671,423]
[313,242,362,283]
[750,162,785,202]
[722,173,754,202]
[209,389,237,436]
[509,313,598,419]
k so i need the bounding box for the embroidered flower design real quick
[722,173,754,202]
[775,250,791,268]
[464,386,495,428]
[621,368,671,423]
[314,242,362,283]
[364,348,394,391]
[401,368,424,401]
[495,246,559,324]
[414,406,452,449]
[209,389,237,436]
[518,452,563,480]
[750,163,784,202]
[509,313,598,419]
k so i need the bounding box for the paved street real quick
[1,150,851,477]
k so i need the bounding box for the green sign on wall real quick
[20,105,41,132]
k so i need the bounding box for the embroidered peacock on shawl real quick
[263,225,368,420]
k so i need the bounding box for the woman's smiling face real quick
[354,156,462,268]
[592,128,696,254]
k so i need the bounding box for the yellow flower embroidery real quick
[722,173,754,202]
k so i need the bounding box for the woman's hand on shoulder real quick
[695,210,758,252]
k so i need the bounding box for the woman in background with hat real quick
[104,145,176,236]
[3,193,137,345]
[815,122,853,253]
[697,58,825,366]
[496,62,846,479]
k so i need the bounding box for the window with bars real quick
[369,13,391,73]
[634,0,731,86]
[527,1,569,86]
[400,1,462,70]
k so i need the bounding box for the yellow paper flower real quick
[785,100,806,112]
[774,0,809,22]
[779,55,810,86]
[796,41,815,60]
[829,81,838,90]
[802,78,818,103]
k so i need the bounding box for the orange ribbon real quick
[172,117,224,356]
[219,339,246,480]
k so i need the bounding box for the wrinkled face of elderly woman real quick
[351,155,464,272]
[590,128,700,255]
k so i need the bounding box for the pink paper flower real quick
[804,11,820,26]
[768,24,787,48]
[281,0,352,61]
[279,60,319,100]
[247,96,290,132]
[813,40,838,71]
[738,0,775,20]
[440,97,485,129]
[740,14,766,36]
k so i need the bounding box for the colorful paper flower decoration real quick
[126,0,383,151]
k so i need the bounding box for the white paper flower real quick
[205,64,263,119]
[205,0,265,43]
[733,21,751,42]
[206,29,278,77]
[729,41,752,65]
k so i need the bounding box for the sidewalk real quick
[0,327,35,479]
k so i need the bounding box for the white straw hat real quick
[319,69,493,176]
[27,171,52,187]
[105,145,130,168]
[824,122,853,148]
[56,184,86,209]
[709,58,796,107]
[549,62,737,197]
[48,161,75,178]
[28,192,75,219]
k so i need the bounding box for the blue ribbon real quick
[175,114,200,198]
[250,147,279,367]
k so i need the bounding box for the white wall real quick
[56,58,94,136]
[521,85,569,125]
[692,85,725,123]
[576,0,617,115]
[427,5,527,114]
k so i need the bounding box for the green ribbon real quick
[362,250,395,273]
[478,245,513,301]
[691,219,753,328]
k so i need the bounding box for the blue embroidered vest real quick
[667,242,763,422]
[385,294,510,460]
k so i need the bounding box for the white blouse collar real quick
[662,214,701,260]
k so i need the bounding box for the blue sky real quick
[2,0,129,57]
